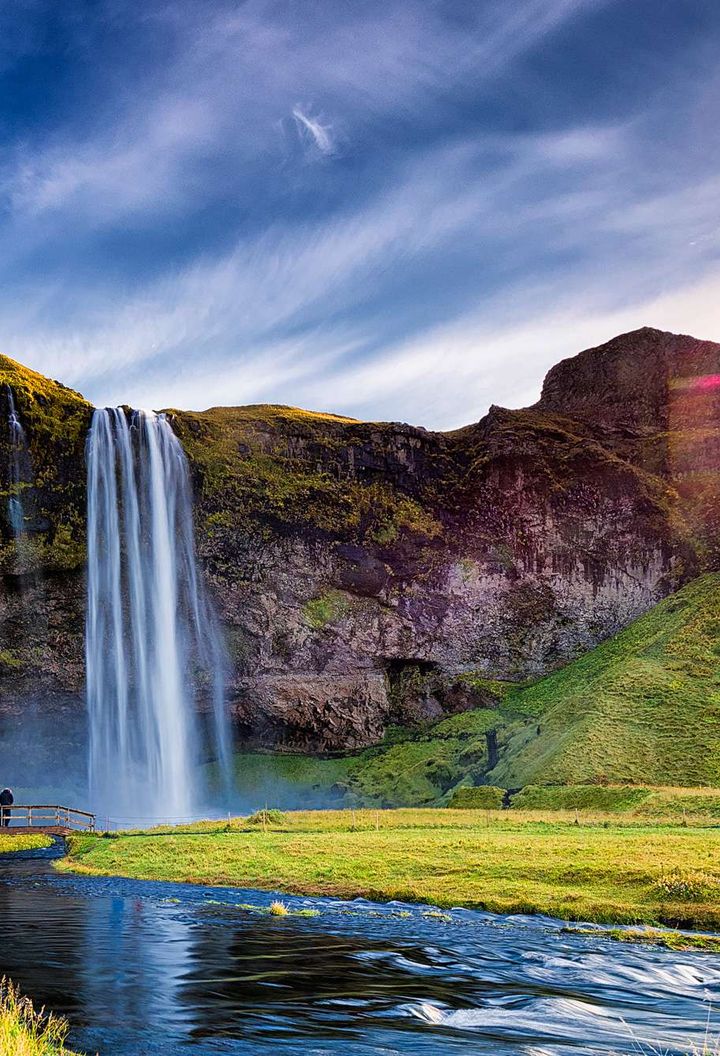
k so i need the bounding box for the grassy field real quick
[0,834,52,855]
[60,807,720,930]
[0,979,78,1055]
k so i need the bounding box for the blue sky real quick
[0,0,719,428]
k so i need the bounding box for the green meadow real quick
[61,806,720,930]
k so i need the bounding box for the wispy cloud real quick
[1,96,212,220]
[0,0,718,427]
[292,105,335,155]
[294,269,720,429]
[3,107,720,428]
[0,0,612,226]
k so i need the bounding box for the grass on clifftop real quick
[0,354,91,574]
[171,403,444,546]
[60,808,720,930]
[485,573,720,788]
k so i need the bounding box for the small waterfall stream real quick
[86,408,231,824]
[6,386,31,542]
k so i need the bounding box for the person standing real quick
[0,787,13,827]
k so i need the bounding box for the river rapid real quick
[1,841,718,1056]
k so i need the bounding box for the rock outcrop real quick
[2,327,719,755]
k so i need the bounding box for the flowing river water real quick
[1,841,718,1056]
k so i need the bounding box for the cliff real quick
[1,327,718,757]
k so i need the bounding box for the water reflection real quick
[1,842,718,1055]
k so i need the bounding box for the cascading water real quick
[6,387,31,541]
[86,408,232,824]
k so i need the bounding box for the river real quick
[1,841,718,1055]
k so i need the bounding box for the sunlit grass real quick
[491,573,720,788]
[61,807,720,930]
[0,834,52,855]
[566,926,720,952]
[0,978,79,1055]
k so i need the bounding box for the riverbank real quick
[60,808,720,929]
[0,835,52,854]
[0,978,78,1055]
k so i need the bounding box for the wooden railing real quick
[2,804,96,832]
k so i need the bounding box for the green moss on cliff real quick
[220,704,507,808]
[171,404,445,551]
[0,354,92,573]
[343,738,465,807]
[271,572,720,804]
[0,354,91,456]
[0,649,22,670]
[455,674,526,701]
[40,522,86,571]
[303,590,350,628]
[0,354,87,411]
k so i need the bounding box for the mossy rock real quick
[303,590,351,629]
[448,786,506,809]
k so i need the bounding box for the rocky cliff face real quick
[1,327,718,757]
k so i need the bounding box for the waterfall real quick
[86,408,232,824]
[6,387,31,540]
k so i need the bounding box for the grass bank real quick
[0,979,78,1055]
[0,834,52,854]
[60,808,720,930]
[563,926,720,953]
[502,783,720,821]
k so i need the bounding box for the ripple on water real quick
[401,993,697,1053]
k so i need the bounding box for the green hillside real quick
[488,573,720,787]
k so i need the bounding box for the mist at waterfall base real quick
[85,408,233,826]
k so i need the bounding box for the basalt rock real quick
[1,329,720,754]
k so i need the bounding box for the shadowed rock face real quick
[1,327,719,754]
[539,326,720,435]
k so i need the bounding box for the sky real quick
[0,0,719,429]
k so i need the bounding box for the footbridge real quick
[2,804,96,836]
